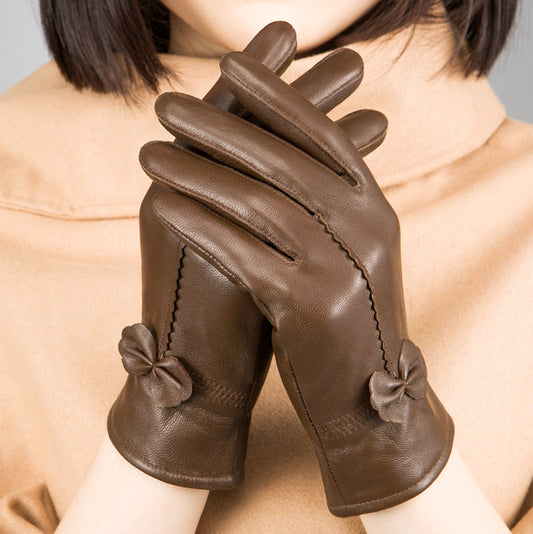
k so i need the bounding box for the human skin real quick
[56,435,209,534]
[159,0,379,56]
[57,3,513,533]
[361,447,510,533]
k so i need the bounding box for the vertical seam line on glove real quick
[160,246,251,410]
[164,244,185,356]
[280,348,347,504]
[153,206,277,325]
[159,242,182,355]
[316,213,390,373]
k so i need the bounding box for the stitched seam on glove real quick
[192,373,250,410]
[316,404,375,440]
[281,349,347,505]
[165,244,186,353]
[158,244,185,356]
[316,213,391,373]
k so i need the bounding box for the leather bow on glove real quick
[140,51,454,513]
[108,21,388,490]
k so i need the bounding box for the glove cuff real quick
[107,379,252,490]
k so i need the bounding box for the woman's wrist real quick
[360,446,510,534]
[56,433,209,534]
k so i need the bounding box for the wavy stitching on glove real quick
[165,243,186,353]
[316,213,391,374]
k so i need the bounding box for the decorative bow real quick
[118,323,193,408]
[369,339,427,423]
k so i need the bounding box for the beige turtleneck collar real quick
[0,17,504,219]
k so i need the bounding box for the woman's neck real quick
[167,13,231,58]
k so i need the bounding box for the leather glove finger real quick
[140,140,306,265]
[159,46,388,157]
[218,51,385,193]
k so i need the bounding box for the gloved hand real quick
[141,50,454,512]
[108,21,388,490]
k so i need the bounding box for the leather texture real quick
[142,49,454,513]
[107,21,388,490]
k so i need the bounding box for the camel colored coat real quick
[0,19,532,533]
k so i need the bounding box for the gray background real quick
[1,0,532,122]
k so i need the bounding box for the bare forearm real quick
[56,434,209,534]
[360,446,510,534]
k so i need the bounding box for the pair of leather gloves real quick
[107,21,454,517]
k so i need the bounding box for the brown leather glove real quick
[108,22,388,490]
[141,51,454,512]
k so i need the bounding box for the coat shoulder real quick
[485,117,533,167]
[0,62,163,220]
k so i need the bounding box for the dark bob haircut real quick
[40,0,518,96]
